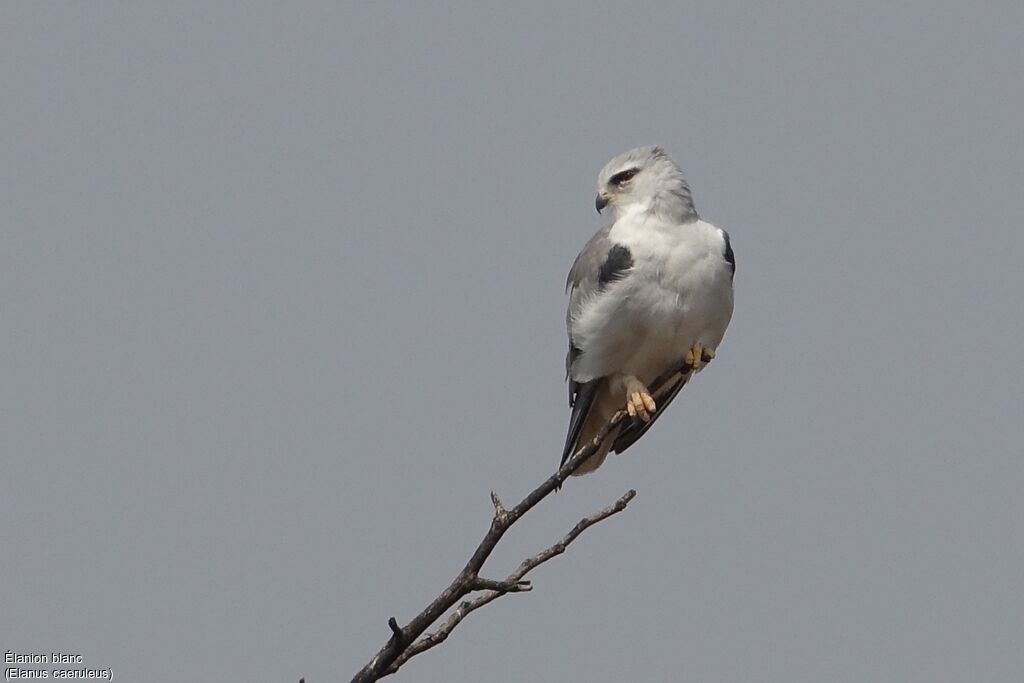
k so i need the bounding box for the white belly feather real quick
[571,217,733,385]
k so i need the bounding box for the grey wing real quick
[564,224,613,406]
[562,224,619,467]
[566,225,614,309]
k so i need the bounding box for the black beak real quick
[595,194,608,214]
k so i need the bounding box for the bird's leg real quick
[622,375,657,423]
[684,345,715,373]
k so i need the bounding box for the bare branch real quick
[510,488,636,580]
[383,489,637,675]
[470,577,532,593]
[348,357,696,682]
[490,491,508,521]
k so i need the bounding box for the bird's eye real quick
[610,168,639,186]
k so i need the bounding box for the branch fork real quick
[345,357,700,681]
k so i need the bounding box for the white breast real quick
[571,216,734,384]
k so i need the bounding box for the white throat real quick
[613,192,697,224]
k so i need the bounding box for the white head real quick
[595,146,698,223]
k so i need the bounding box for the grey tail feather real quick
[561,379,600,467]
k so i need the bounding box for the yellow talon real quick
[685,344,716,372]
[623,377,656,422]
[685,345,701,371]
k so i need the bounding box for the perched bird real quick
[562,146,735,474]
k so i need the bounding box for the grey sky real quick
[2,2,1022,681]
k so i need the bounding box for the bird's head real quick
[595,146,698,223]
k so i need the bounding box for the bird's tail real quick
[563,383,619,476]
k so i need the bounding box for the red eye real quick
[610,168,639,186]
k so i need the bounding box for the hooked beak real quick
[595,194,609,214]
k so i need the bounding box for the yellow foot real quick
[685,345,716,372]
[623,376,657,422]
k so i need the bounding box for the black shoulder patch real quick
[598,244,633,287]
[722,230,735,279]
